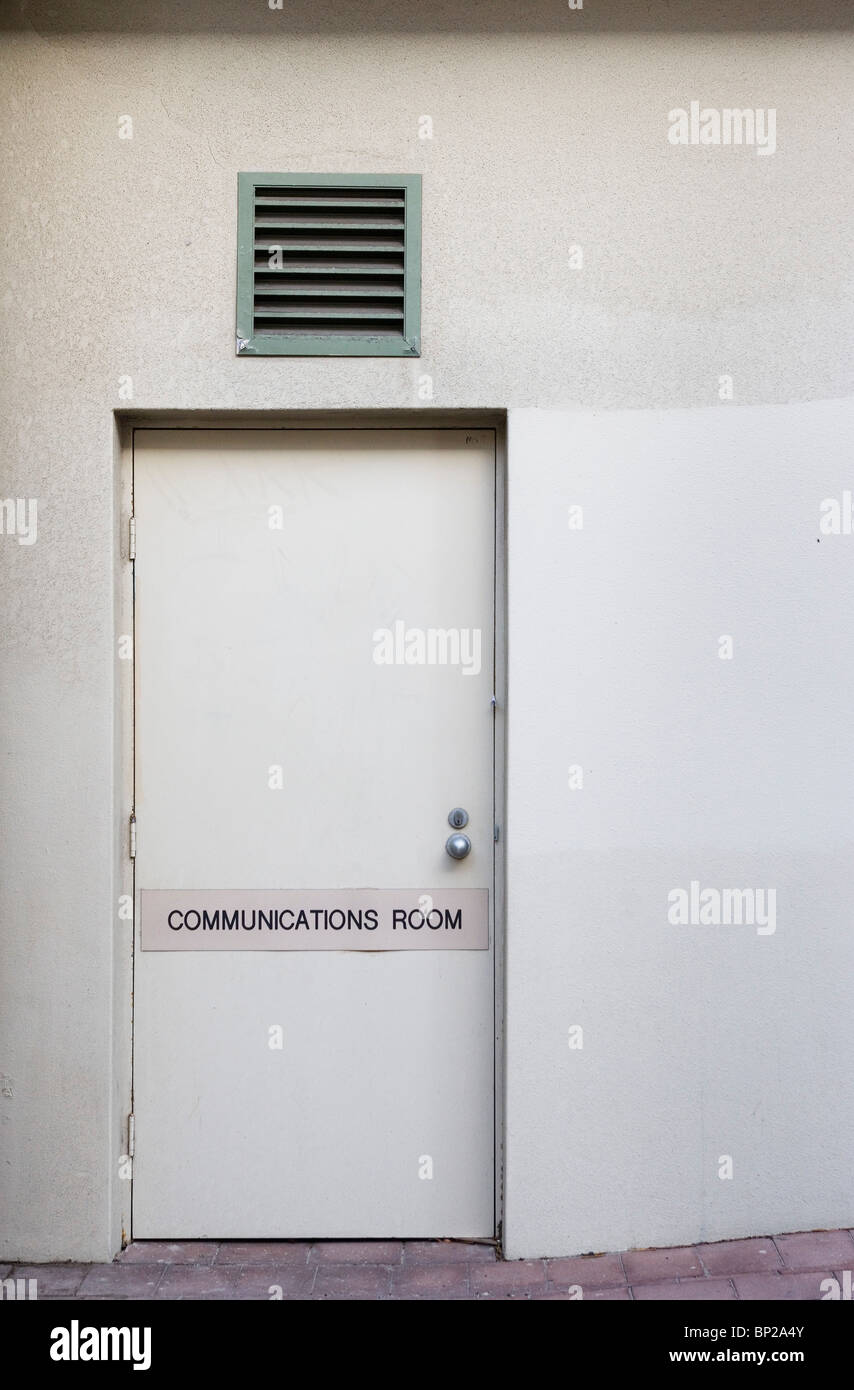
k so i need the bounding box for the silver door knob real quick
[445,832,472,860]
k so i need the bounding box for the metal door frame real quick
[117,410,507,1243]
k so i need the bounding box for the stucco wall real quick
[504,400,854,1257]
[0,9,852,1258]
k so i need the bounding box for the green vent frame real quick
[236,173,421,357]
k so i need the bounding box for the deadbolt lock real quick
[448,808,469,829]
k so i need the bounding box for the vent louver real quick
[237,174,421,357]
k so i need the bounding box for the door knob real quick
[446,832,472,860]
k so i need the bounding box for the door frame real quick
[116,409,507,1242]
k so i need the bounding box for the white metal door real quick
[132,428,496,1237]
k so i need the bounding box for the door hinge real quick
[494,824,500,842]
[128,1114,135,1158]
[128,516,136,561]
[129,814,136,860]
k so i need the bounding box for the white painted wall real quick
[504,401,854,1256]
[0,7,852,1258]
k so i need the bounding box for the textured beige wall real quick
[505,400,854,1257]
[1,28,852,412]
[0,13,852,1258]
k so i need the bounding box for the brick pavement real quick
[4,1228,853,1300]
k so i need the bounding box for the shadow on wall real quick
[2,0,853,35]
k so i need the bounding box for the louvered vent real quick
[237,174,421,357]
